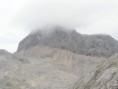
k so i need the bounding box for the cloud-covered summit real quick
[0,0,118,52]
[17,26,118,57]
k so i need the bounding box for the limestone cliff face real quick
[75,54,118,89]
[17,26,118,57]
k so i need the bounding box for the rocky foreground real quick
[0,26,118,89]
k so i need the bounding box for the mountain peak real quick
[17,26,118,57]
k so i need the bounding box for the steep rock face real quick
[17,26,118,57]
[75,54,118,89]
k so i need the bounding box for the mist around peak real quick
[17,25,118,58]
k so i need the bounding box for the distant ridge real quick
[0,49,11,56]
[17,26,118,57]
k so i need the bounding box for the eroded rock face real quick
[0,47,105,89]
[28,70,78,89]
[1,48,118,89]
[0,47,118,89]
[17,26,118,57]
[75,54,118,89]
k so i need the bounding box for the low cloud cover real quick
[0,0,118,52]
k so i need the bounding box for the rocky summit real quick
[17,26,118,57]
[0,26,118,89]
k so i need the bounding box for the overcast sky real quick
[0,0,118,52]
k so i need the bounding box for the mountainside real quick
[17,26,118,57]
[75,54,118,89]
[0,48,106,89]
[0,26,118,89]
[0,49,12,56]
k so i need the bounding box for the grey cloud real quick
[16,0,117,29]
[0,0,118,52]
[15,0,118,41]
